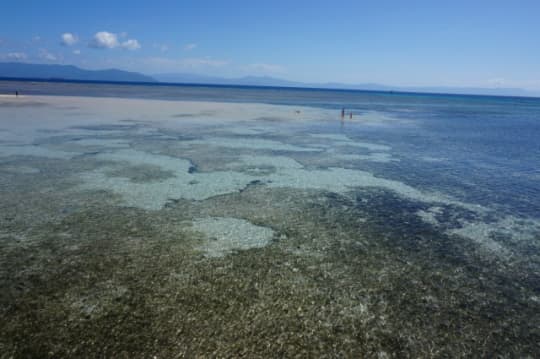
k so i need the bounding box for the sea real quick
[0,79,539,357]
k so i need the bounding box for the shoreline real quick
[0,93,332,122]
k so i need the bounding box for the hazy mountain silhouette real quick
[154,73,537,97]
[0,62,536,97]
[0,62,155,82]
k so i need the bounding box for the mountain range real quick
[154,73,537,97]
[0,62,537,97]
[0,62,155,83]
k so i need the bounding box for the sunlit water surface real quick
[1,81,539,357]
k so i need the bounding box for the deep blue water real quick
[338,95,540,218]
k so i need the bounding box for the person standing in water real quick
[349,112,353,119]
[15,91,18,97]
[341,108,345,119]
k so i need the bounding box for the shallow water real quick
[1,83,539,357]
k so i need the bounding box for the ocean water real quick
[0,80,539,357]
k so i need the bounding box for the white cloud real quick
[39,49,57,61]
[32,36,41,42]
[73,49,81,55]
[247,63,285,74]
[184,43,197,51]
[5,52,27,61]
[90,31,119,49]
[89,31,140,50]
[121,39,141,50]
[61,33,78,46]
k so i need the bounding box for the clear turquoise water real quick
[4,80,538,217]
[1,80,539,357]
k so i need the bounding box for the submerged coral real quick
[1,95,539,358]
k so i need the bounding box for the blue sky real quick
[1,0,539,89]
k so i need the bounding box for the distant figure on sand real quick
[341,108,345,119]
[15,91,18,97]
[349,112,353,119]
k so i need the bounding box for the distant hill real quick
[154,73,399,89]
[0,62,155,82]
[153,73,302,87]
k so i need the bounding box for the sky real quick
[1,0,540,90]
